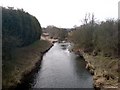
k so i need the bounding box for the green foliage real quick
[69,14,119,57]
[2,7,42,88]
[2,7,42,48]
[2,7,42,60]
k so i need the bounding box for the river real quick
[18,42,94,89]
[30,42,94,88]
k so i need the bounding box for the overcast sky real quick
[1,0,119,28]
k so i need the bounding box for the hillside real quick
[2,7,45,88]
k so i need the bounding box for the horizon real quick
[1,0,119,28]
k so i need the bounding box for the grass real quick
[3,40,52,88]
[83,53,119,88]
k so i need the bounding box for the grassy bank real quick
[3,40,53,88]
[83,53,118,89]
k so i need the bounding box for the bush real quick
[69,14,119,57]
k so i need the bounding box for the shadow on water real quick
[15,58,43,89]
[73,56,94,86]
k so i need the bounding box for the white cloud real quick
[0,0,119,28]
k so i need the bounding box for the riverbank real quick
[70,46,118,90]
[3,40,53,89]
[83,53,118,89]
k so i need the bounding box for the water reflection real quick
[31,42,94,88]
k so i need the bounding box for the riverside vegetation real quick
[38,14,119,89]
[2,7,119,89]
[2,7,52,88]
[68,14,119,89]
[42,25,68,41]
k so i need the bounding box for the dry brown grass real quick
[83,53,119,89]
[3,40,52,88]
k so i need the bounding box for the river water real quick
[29,42,94,88]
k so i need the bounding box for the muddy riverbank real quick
[3,40,53,89]
[15,42,53,89]
[71,47,118,90]
[83,53,118,90]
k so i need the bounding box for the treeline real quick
[43,25,68,41]
[2,7,42,60]
[69,14,119,57]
